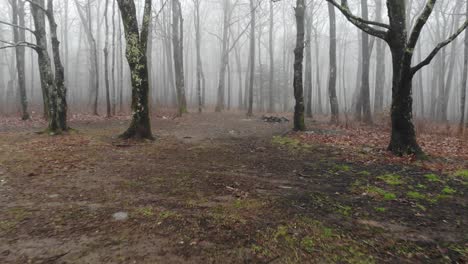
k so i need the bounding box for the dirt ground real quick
[0,113,466,263]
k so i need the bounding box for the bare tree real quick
[327,0,468,155]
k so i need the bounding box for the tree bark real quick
[373,0,385,114]
[11,0,29,120]
[215,0,231,112]
[172,0,187,116]
[246,0,255,117]
[327,2,339,124]
[293,0,306,131]
[460,2,468,133]
[268,0,274,113]
[117,0,153,139]
[104,0,111,117]
[47,0,68,131]
[304,1,313,118]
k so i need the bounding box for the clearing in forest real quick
[0,113,466,263]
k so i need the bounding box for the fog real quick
[0,0,467,123]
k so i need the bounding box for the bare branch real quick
[411,19,468,74]
[0,20,35,34]
[325,0,389,40]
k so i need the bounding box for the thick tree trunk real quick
[31,0,58,133]
[117,0,153,139]
[327,3,339,123]
[47,0,68,131]
[11,0,29,120]
[293,0,306,131]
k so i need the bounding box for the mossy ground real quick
[0,113,466,263]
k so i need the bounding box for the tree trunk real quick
[246,0,255,117]
[359,0,372,123]
[104,0,111,118]
[31,0,58,133]
[215,0,231,112]
[268,0,274,113]
[47,0,68,131]
[117,0,153,139]
[373,0,385,114]
[172,0,187,116]
[194,0,204,113]
[11,0,29,120]
[293,0,306,131]
[304,2,313,118]
[460,2,468,133]
[327,2,339,123]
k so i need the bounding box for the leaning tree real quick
[116,0,153,139]
[326,0,468,156]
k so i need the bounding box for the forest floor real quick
[0,112,466,263]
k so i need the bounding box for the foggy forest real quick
[0,0,467,263]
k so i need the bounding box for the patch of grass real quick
[366,186,397,200]
[415,204,427,211]
[452,169,468,179]
[322,227,333,238]
[333,164,351,172]
[424,173,443,183]
[357,171,371,176]
[374,207,386,212]
[300,236,315,253]
[441,186,456,195]
[159,210,179,220]
[416,183,427,189]
[377,174,403,185]
[136,207,154,217]
[335,205,352,216]
[254,218,374,263]
[272,136,311,151]
[407,191,426,200]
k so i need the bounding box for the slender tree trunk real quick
[246,0,255,117]
[194,0,203,113]
[172,0,187,116]
[314,29,322,114]
[111,0,117,115]
[104,0,111,117]
[327,2,339,123]
[304,2,313,118]
[11,0,29,120]
[460,2,468,133]
[215,0,231,112]
[268,0,274,113]
[373,0,385,114]
[359,0,372,123]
